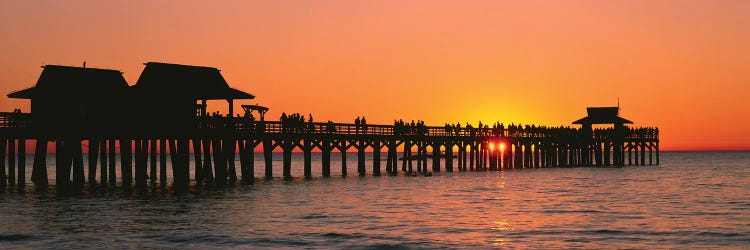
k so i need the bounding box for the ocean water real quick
[0,151,749,248]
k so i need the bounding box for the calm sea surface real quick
[0,151,749,248]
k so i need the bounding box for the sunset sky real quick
[1,0,748,150]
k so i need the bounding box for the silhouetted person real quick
[281,112,288,133]
[361,116,367,133]
[355,117,360,134]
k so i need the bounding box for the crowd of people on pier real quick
[394,119,427,136]
[280,112,316,133]
[192,111,659,141]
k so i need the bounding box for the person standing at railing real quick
[361,116,367,134]
[307,114,314,133]
[354,117,360,134]
[280,112,288,133]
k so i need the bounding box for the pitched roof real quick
[8,65,128,99]
[573,107,633,125]
[132,62,254,100]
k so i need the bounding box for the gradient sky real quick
[1,0,748,150]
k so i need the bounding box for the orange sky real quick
[1,0,748,150]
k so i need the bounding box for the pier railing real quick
[0,112,31,128]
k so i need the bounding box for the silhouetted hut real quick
[130,62,254,132]
[572,107,632,127]
[7,65,129,134]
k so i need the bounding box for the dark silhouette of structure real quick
[131,62,254,132]
[8,65,129,134]
[0,63,660,194]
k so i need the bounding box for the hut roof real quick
[8,65,128,99]
[132,62,254,100]
[572,107,633,125]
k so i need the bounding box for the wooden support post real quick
[0,137,5,188]
[263,138,273,179]
[539,143,546,168]
[108,139,116,186]
[603,142,610,166]
[649,143,653,165]
[463,144,469,171]
[422,142,428,172]
[456,144,463,171]
[469,143,475,171]
[238,139,247,183]
[245,139,256,183]
[192,138,202,184]
[462,144,468,171]
[150,139,157,185]
[500,145,505,169]
[628,143,633,166]
[340,141,347,177]
[88,139,99,187]
[595,142,602,166]
[238,139,254,184]
[445,144,453,172]
[534,144,540,168]
[160,139,168,186]
[213,138,227,185]
[406,142,413,173]
[177,139,191,191]
[99,139,107,187]
[357,142,365,176]
[18,138,26,187]
[32,138,48,189]
[480,143,486,170]
[322,139,331,177]
[489,146,496,170]
[415,142,422,172]
[515,143,523,169]
[401,141,408,172]
[523,142,533,168]
[72,139,84,193]
[432,143,440,172]
[385,143,392,174]
[227,138,237,183]
[389,139,398,175]
[8,138,15,185]
[120,138,132,188]
[304,139,312,178]
[282,140,292,179]
[201,138,213,184]
[656,141,660,165]
[168,139,179,189]
[169,139,189,192]
[568,145,575,167]
[373,140,381,176]
[503,143,510,169]
[134,139,147,190]
[492,143,496,169]
[640,142,646,166]
[55,140,68,194]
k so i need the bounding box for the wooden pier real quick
[0,63,659,194]
[0,112,659,193]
